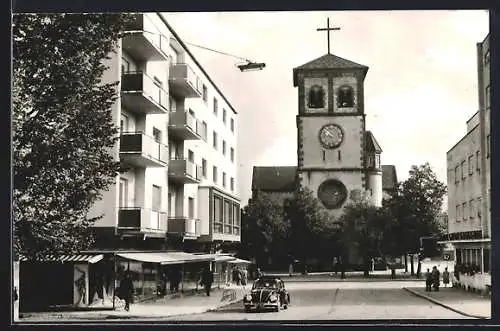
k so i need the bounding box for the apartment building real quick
[444,33,490,292]
[87,12,241,252]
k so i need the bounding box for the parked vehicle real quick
[243,276,290,312]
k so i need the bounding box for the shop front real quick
[450,239,491,293]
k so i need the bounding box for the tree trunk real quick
[404,254,408,273]
[410,255,415,275]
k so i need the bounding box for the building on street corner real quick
[18,12,242,312]
[442,33,491,293]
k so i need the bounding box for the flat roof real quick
[158,13,238,115]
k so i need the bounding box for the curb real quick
[402,287,488,320]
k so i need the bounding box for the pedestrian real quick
[425,268,432,292]
[201,266,214,296]
[256,267,263,279]
[431,266,440,292]
[442,267,450,288]
[233,267,241,285]
[119,272,134,311]
[241,267,248,288]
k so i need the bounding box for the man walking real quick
[201,266,214,296]
[431,266,440,292]
[120,272,134,312]
[425,268,432,292]
[442,267,450,288]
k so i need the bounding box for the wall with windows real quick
[446,119,482,234]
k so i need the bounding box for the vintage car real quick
[243,276,290,312]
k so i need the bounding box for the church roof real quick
[252,166,297,192]
[293,53,368,86]
[382,165,398,191]
[295,53,368,70]
[365,131,383,153]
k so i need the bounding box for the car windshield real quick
[253,279,278,289]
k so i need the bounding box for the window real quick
[213,131,218,150]
[223,109,227,124]
[230,118,235,133]
[222,140,226,155]
[478,197,482,217]
[168,193,172,217]
[338,150,342,161]
[213,166,218,183]
[468,155,473,175]
[456,205,460,222]
[230,177,234,191]
[476,151,481,172]
[461,161,465,180]
[308,85,325,108]
[222,172,226,188]
[230,147,235,162]
[485,50,490,65]
[188,197,194,219]
[322,150,326,162]
[213,97,218,116]
[462,202,467,220]
[470,199,474,219]
[338,85,354,108]
[375,154,381,168]
[119,178,128,208]
[120,114,129,133]
[188,149,194,163]
[202,159,207,178]
[213,195,223,233]
[201,121,207,140]
[202,84,208,102]
[153,127,162,143]
[454,166,460,184]
[487,134,490,158]
[152,185,162,212]
[486,85,490,109]
[121,56,130,73]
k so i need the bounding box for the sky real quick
[163,10,490,207]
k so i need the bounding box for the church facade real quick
[251,51,398,266]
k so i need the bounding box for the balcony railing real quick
[169,63,202,98]
[121,71,169,115]
[168,159,202,184]
[167,217,201,238]
[122,14,169,62]
[120,132,168,168]
[118,207,168,235]
[168,111,202,140]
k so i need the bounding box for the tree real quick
[284,187,336,273]
[13,14,131,260]
[384,163,447,275]
[240,191,290,268]
[337,190,387,277]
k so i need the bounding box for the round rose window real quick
[317,179,348,209]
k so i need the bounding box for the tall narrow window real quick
[119,178,128,208]
[468,155,473,175]
[223,109,227,124]
[456,205,460,222]
[462,202,467,220]
[455,166,460,184]
[375,154,381,168]
[152,185,162,212]
[230,147,235,162]
[222,172,227,188]
[202,121,208,140]
[470,199,474,219]
[153,127,162,143]
[222,140,226,156]
[213,166,218,184]
[322,150,326,161]
[486,85,491,109]
[230,118,235,133]
[188,197,194,219]
[213,131,218,150]
[338,85,354,108]
[202,84,208,102]
[338,150,342,161]
[188,150,194,163]
[461,161,465,180]
[202,159,207,178]
[478,197,482,217]
[213,97,218,115]
[230,177,234,192]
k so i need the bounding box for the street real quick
[162,281,473,321]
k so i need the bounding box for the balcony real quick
[168,159,202,184]
[168,111,203,140]
[121,71,169,115]
[118,207,168,237]
[169,63,202,98]
[122,14,169,62]
[120,132,168,168]
[167,217,201,239]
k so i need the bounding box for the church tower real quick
[293,19,382,219]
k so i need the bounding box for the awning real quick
[227,258,252,265]
[215,255,237,262]
[19,254,103,264]
[116,251,215,265]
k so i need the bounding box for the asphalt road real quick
[164,281,473,321]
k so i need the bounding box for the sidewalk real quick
[267,269,425,282]
[403,286,491,319]
[18,285,248,322]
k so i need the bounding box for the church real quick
[251,20,398,267]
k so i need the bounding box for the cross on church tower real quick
[316,18,341,54]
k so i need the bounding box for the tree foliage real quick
[13,13,131,260]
